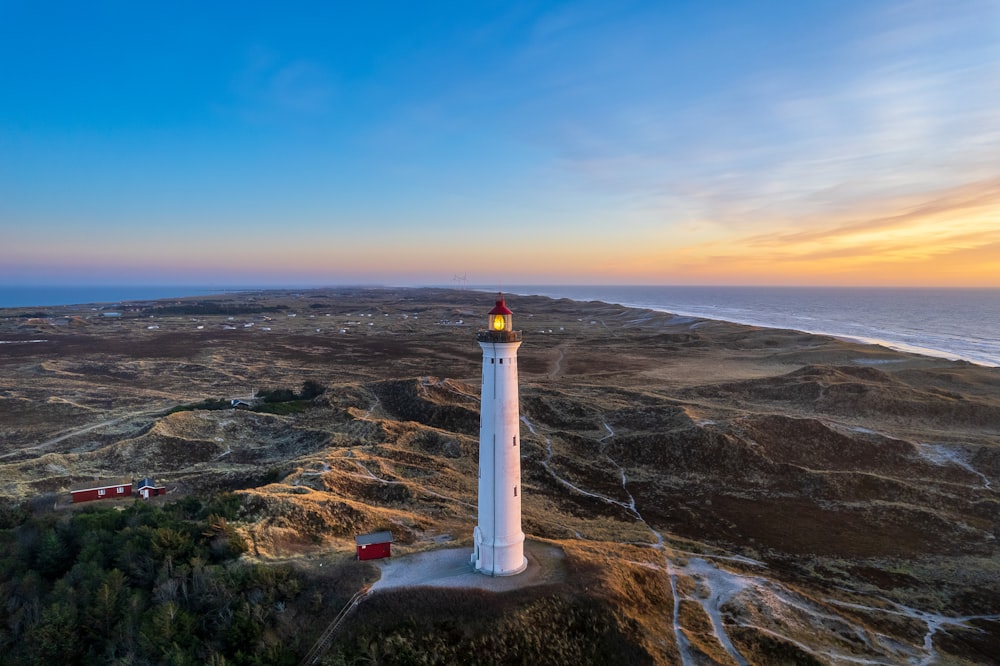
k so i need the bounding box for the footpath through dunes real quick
[1,287,999,663]
[515,402,1000,666]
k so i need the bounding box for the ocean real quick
[0,286,242,309]
[2,284,997,368]
[506,286,1000,368]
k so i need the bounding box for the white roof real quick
[355,531,393,545]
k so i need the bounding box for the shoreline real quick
[503,286,1000,368]
[640,304,985,367]
[2,284,998,368]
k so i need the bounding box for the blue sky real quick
[2,1,998,286]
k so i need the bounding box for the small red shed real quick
[355,531,393,560]
[71,479,134,504]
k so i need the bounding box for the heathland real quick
[0,287,997,664]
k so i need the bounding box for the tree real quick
[141,601,196,659]
[35,530,70,578]
[27,601,81,665]
[300,380,326,399]
[92,569,127,636]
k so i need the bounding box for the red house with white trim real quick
[136,477,166,499]
[355,531,392,560]
[71,479,134,503]
[70,477,167,503]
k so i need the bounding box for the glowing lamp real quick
[487,293,513,332]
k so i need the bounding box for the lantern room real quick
[488,294,513,331]
[477,293,522,344]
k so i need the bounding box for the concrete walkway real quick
[370,540,565,593]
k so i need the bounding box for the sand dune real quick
[0,287,996,663]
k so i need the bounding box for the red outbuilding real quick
[355,531,393,560]
[136,477,166,499]
[71,479,133,503]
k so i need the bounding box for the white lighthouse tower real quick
[471,293,527,576]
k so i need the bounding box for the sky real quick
[2,1,999,287]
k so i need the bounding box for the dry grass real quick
[1,287,998,663]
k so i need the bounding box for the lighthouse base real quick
[472,555,528,577]
[471,528,528,576]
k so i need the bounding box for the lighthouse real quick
[471,293,527,576]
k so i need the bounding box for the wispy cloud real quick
[537,2,1000,243]
[750,179,1000,248]
[221,47,336,122]
[643,178,1000,285]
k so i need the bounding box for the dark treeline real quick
[258,381,326,404]
[170,381,326,416]
[0,495,304,665]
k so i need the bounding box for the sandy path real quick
[550,344,566,379]
[0,405,170,460]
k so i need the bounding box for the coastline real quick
[503,285,1000,368]
[2,284,998,368]
[0,285,269,309]
[637,304,980,367]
